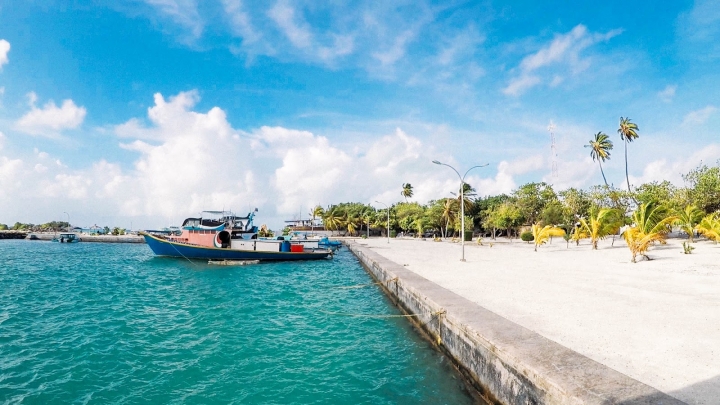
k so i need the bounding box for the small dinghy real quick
[208,259,260,266]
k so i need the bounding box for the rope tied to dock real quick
[319,309,445,319]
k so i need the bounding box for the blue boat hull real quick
[141,233,332,261]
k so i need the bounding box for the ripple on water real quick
[0,240,475,404]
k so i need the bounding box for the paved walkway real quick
[356,237,720,405]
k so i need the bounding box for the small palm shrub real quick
[696,213,720,243]
[623,201,677,262]
[531,223,565,252]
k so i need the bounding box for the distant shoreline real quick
[0,231,144,243]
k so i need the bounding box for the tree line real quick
[311,160,720,261]
[0,222,127,235]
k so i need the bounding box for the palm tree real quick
[310,205,324,234]
[696,213,720,243]
[674,205,704,242]
[618,117,639,192]
[531,223,565,252]
[345,213,360,236]
[322,206,343,235]
[622,201,676,262]
[585,132,613,186]
[441,198,457,238]
[450,183,476,215]
[570,224,588,246]
[401,183,414,202]
[578,208,619,250]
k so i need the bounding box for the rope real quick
[320,309,444,319]
[330,277,397,289]
[169,242,199,267]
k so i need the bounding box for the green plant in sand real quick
[530,223,565,252]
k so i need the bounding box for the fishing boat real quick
[140,210,333,261]
[286,231,342,250]
[52,233,82,243]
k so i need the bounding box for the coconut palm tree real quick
[345,213,360,236]
[696,213,720,243]
[401,183,414,202]
[585,132,613,186]
[322,206,343,235]
[441,198,457,238]
[622,201,676,262]
[673,205,704,242]
[570,224,589,246]
[618,117,639,192]
[310,205,324,234]
[531,223,565,252]
[578,208,619,250]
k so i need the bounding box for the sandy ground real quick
[356,236,720,405]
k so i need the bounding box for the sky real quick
[0,0,718,230]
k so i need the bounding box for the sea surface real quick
[0,240,476,404]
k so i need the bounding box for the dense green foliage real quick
[318,161,720,242]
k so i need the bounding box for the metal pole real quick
[375,201,390,244]
[432,161,488,262]
[461,185,465,261]
[63,212,70,231]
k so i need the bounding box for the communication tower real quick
[548,121,558,178]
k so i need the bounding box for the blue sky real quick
[0,0,718,229]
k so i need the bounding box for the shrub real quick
[520,231,534,242]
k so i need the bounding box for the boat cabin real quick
[54,233,81,243]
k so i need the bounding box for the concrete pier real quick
[345,239,693,405]
[25,233,144,243]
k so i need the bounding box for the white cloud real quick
[264,1,354,64]
[222,0,265,48]
[629,144,720,186]
[504,25,622,96]
[682,105,716,125]
[503,75,541,96]
[144,0,203,39]
[0,156,23,190]
[658,85,676,102]
[268,0,312,49]
[15,93,87,137]
[0,39,9,69]
[7,90,690,229]
[372,30,415,66]
[677,0,720,59]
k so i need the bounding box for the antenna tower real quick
[548,121,558,178]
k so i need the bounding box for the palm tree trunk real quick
[624,141,631,192]
[599,160,608,186]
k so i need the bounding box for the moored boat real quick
[52,233,82,243]
[141,210,333,261]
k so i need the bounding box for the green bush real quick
[520,231,534,243]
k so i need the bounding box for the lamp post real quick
[432,160,488,262]
[375,201,390,244]
[63,212,70,232]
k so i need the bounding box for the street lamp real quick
[432,160,488,262]
[63,212,70,232]
[375,201,390,244]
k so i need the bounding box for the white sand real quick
[356,236,720,405]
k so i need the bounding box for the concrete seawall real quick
[0,231,29,239]
[26,233,144,243]
[345,241,683,405]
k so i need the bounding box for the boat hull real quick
[141,233,332,261]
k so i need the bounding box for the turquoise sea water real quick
[0,241,475,404]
